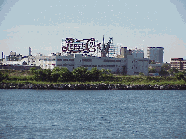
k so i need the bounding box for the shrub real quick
[33,69,52,81]
[148,68,156,73]
[89,67,100,81]
[72,67,89,82]
[139,72,145,76]
[99,69,113,81]
[175,72,185,80]
[0,71,8,82]
[52,67,73,82]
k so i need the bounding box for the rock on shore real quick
[0,83,186,90]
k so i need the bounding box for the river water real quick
[0,89,186,139]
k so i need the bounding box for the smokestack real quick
[29,47,31,56]
[103,35,104,45]
[2,52,3,59]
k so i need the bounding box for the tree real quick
[51,67,61,82]
[159,69,169,76]
[51,67,73,82]
[161,63,171,71]
[175,72,185,80]
[148,67,156,73]
[30,67,36,74]
[58,67,73,82]
[99,69,113,81]
[168,68,179,76]
[72,67,89,82]
[139,72,145,76]
[33,69,52,81]
[89,67,100,81]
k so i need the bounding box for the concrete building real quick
[131,48,144,58]
[28,48,149,76]
[6,51,23,61]
[120,47,132,58]
[148,63,163,72]
[170,58,186,71]
[2,51,28,65]
[107,43,117,57]
[147,47,164,63]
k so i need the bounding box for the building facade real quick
[61,38,101,56]
[131,48,144,58]
[170,58,186,71]
[28,52,149,76]
[6,51,23,61]
[147,47,164,63]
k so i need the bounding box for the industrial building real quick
[2,51,28,65]
[147,47,164,63]
[170,58,186,71]
[28,47,149,75]
[61,37,102,56]
[2,36,150,75]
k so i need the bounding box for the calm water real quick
[0,89,186,139]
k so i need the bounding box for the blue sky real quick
[0,0,186,62]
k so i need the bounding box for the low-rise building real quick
[28,50,149,75]
[148,63,164,72]
[170,58,186,71]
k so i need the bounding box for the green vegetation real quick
[0,66,186,85]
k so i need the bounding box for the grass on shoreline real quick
[1,69,186,85]
[1,77,186,86]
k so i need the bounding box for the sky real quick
[0,0,186,62]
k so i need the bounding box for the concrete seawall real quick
[0,83,186,90]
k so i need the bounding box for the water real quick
[0,89,186,139]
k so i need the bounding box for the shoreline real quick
[0,83,186,90]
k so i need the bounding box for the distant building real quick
[6,51,22,61]
[131,48,144,58]
[120,47,132,58]
[3,51,28,65]
[107,43,117,57]
[147,47,164,63]
[29,47,32,56]
[148,63,163,72]
[61,38,101,56]
[170,58,186,71]
[28,48,149,76]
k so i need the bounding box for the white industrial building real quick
[28,47,149,76]
[147,47,164,63]
[2,36,149,75]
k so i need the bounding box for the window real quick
[132,67,133,69]
[116,60,121,62]
[82,59,92,62]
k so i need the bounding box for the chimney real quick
[29,47,31,56]
[2,52,3,59]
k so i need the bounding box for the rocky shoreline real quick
[0,83,186,90]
